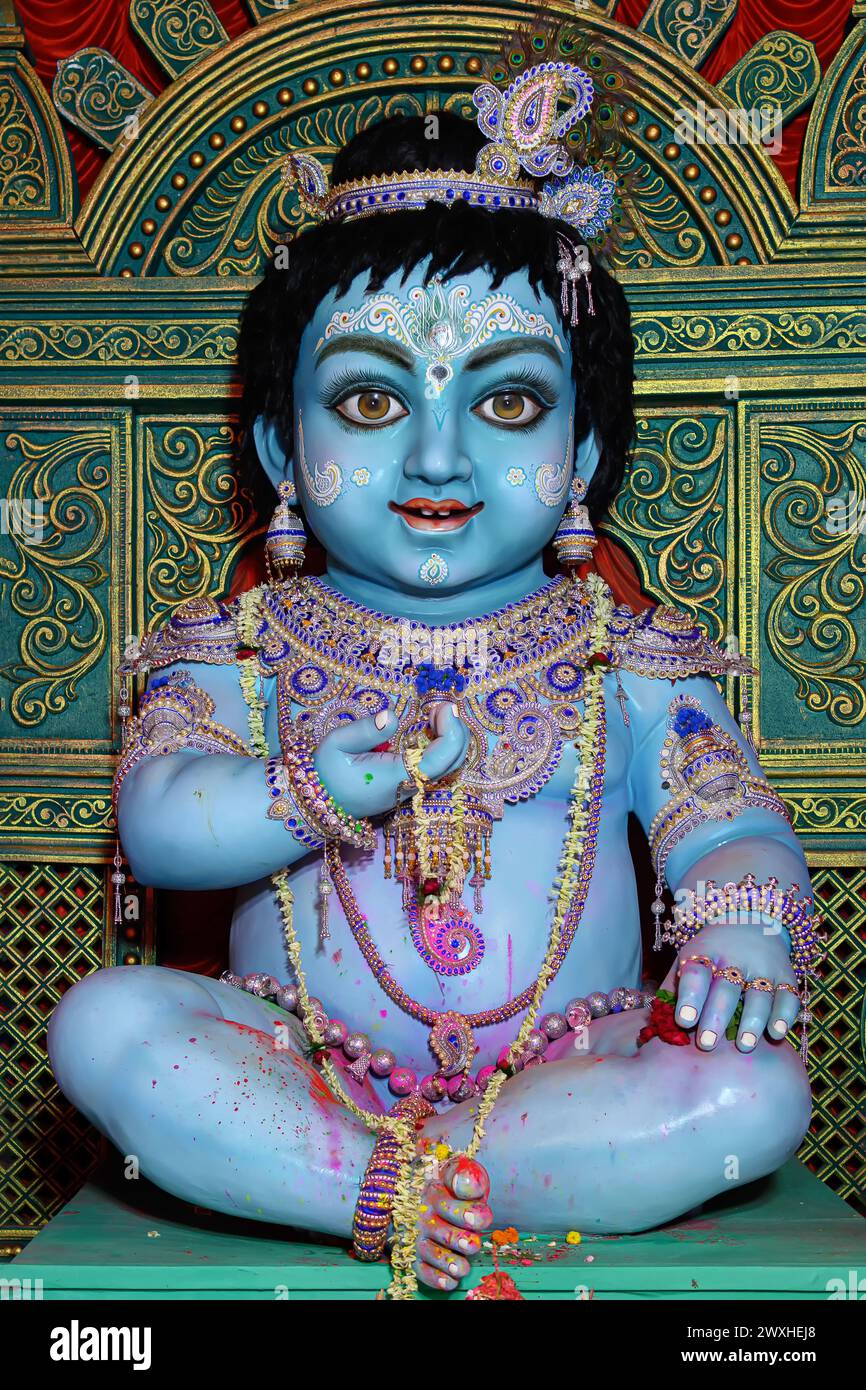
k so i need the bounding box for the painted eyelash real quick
[475,364,560,409]
[317,368,408,409]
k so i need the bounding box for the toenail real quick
[740,1031,757,1048]
[772,1020,788,1036]
[699,1029,717,1047]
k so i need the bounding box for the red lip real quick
[389,496,484,532]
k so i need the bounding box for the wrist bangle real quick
[278,731,376,850]
[265,756,326,850]
[353,1132,403,1261]
[662,874,825,984]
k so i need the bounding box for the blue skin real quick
[49,263,810,1293]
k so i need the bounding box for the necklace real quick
[323,686,606,1078]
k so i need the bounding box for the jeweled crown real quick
[282,32,625,247]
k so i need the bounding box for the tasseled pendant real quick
[318,861,333,944]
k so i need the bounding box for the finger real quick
[418,1236,470,1283]
[440,1155,490,1202]
[428,1182,493,1233]
[421,1210,482,1258]
[674,957,713,1028]
[418,703,469,781]
[319,708,399,756]
[736,983,774,1051]
[696,976,743,1050]
[768,984,801,1039]
[415,1258,458,1293]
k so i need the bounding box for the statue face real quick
[257,262,599,597]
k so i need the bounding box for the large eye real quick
[335,390,407,427]
[474,392,546,427]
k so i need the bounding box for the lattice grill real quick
[797,866,866,1214]
[0,862,104,1238]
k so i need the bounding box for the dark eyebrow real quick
[464,337,564,371]
[315,333,416,373]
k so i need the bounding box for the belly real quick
[229,788,642,1086]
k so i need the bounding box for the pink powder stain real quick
[332,950,342,965]
[380,1009,388,1018]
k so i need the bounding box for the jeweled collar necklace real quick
[254,573,601,698]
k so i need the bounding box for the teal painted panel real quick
[13,1159,866,1299]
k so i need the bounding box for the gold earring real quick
[552,475,596,566]
[265,478,306,583]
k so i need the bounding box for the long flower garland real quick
[253,575,614,1299]
[237,586,270,758]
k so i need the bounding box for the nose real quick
[402,402,472,491]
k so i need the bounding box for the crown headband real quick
[283,59,618,245]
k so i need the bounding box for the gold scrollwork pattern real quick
[0,428,111,729]
[130,0,228,79]
[52,47,152,151]
[614,147,710,270]
[760,420,866,727]
[0,792,114,836]
[717,31,821,123]
[142,420,259,623]
[159,94,425,276]
[631,308,866,357]
[0,321,237,365]
[603,413,729,640]
[638,0,738,67]
[829,58,866,188]
[0,74,48,213]
[785,792,866,836]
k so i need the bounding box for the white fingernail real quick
[741,1031,757,1048]
[699,1029,717,1048]
[374,710,388,730]
[451,702,459,716]
[772,1020,788,1036]
[679,1005,697,1023]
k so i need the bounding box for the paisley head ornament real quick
[282,19,629,310]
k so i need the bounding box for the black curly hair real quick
[238,111,635,525]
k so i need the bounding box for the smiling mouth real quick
[388,497,484,532]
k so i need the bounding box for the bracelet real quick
[265,757,326,850]
[662,874,825,984]
[279,731,376,850]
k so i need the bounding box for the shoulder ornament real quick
[122,594,241,675]
[607,603,751,681]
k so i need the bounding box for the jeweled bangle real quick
[264,757,325,850]
[283,732,376,850]
[662,874,825,984]
[352,1131,403,1261]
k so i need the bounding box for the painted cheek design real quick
[351,468,371,487]
[534,411,574,508]
[297,411,343,507]
[317,276,564,401]
[506,467,527,487]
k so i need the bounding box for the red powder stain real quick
[307,1066,337,1109]
[188,1037,197,1043]
[332,950,342,965]
[380,1009,387,1018]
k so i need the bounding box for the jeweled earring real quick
[265,477,306,583]
[553,475,597,566]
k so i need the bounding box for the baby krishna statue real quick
[49,23,821,1299]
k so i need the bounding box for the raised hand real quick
[664,921,801,1053]
[313,700,469,820]
[416,1156,493,1293]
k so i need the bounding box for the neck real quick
[322,557,552,623]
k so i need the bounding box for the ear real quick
[252,416,293,493]
[574,427,601,487]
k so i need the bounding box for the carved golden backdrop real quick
[0,0,864,1241]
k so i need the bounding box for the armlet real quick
[113,669,253,808]
[122,595,240,675]
[649,693,790,884]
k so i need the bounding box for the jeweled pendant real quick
[409,899,485,977]
[429,1011,476,1078]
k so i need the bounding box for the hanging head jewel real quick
[283,22,628,322]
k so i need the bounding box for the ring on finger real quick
[712,965,746,988]
[775,982,801,999]
[746,976,775,993]
[678,953,713,975]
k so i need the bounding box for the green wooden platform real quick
[10,1159,866,1300]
